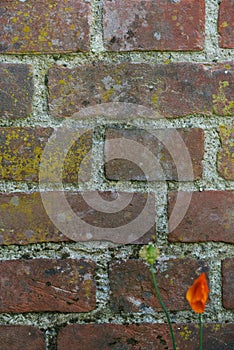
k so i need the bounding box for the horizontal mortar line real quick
[0,242,234,259]
[0,181,233,191]
[0,115,233,129]
[0,309,233,328]
[0,48,234,65]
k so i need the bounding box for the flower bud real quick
[139,244,160,265]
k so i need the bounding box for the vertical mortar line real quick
[202,127,223,185]
[90,123,107,188]
[206,255,224,322]
[45,327,57,350]
[152,181,170,248]
[90,0,105,53]
[205,0,221,61]
[94,251,112,314]
[29,55,57,126]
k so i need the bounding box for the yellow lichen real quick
[221,21,229,28]
[102,87,114,102]
[23,25,30,33]
[179,326,192,341]
[213,81,234,115]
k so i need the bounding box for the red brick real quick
[0,0,90,53]
[211,62,234,116]
[0,326,45,350]
[49,62,234,118]
[217,126,234,180]
[0,191,155,245]
[109,259,208,313]
[103,0,205,51]
[105,128,204,181]
[0,64,33,118]
[58,323,234,349]
[222,258,234,309]
[168,191,234,243]
[0,259,96,313]
[0,127,92,182]
[218,0,234,48]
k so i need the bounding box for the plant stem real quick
[150,265,177,350]
[199,313,203,350]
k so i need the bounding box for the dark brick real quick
[109,259,207,313]
[0,259,96,313]
[0,191,155,245]
[0,0,90,53]
[217,126,234,180]
[0,64,33,118]
[168,191,234,243]
[105,128,204,181]
[0,326,45,350]
[49,62,234,118]
[176,323,234,349]
[222,258,234,309]
[0,127,92,182]
[218,0,234,48]
[58,323,234,349]
[103,0,205,51]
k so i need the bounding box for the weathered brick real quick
[0,127,92,182]
[109,259,207,313]
[49,62,234,118]
[58,323,234,349]
[222,258,234,309]
[0,191,155,245]
[0,326,45,350]
[218,0,234,48]
[0,259,96,313]
[168,190,234,243]
[217,125,234,180]
[0,64,33,118]
[176,323,234,349]
[105,128,204,181]
[103,0,205,51]
[211,62,234,116]
[0,0,90,53]
[0,192,69,245]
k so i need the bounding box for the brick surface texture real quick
[0,191,155,245]
[0,64,33,118]
[218,0,234,48]
[0,259,96,313]
[57,323,234,350]
[222,258,234,309]
[109,259,207,312]
[105,128,204,181]
[168,190,234,243]
[48,62,234,117]
[0,326,45,350]
[217,125,234,180]
[0,127,92,182]
[0,0,90,53]
[103,0,205,51]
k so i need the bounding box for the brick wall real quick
[0,1,233,349]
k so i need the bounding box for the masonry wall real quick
[0,1,233,349]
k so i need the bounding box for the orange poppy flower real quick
[186,272,209,314]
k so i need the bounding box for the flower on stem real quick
[139,244,160,265]
[186,272,209,314]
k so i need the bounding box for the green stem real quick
[199,313,203,350]
[150,265,177,350]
